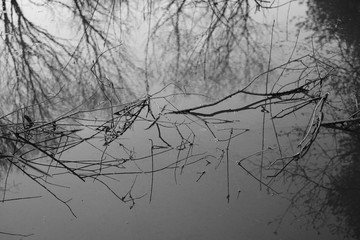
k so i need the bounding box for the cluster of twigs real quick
[0,2,340,226]
[2,1,358,239]
[0,47,336,220]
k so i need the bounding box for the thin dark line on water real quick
[0,231,34,238]
[226,128,233,203]
[149,139,154,203]
[261,20,275,190]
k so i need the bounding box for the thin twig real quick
[149,139,154,203]
[225,128,233,202]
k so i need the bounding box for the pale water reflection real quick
[0,92,343,240]
[1,1,360,240]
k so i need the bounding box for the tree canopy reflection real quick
[276,1,360,239]
[0,0,139,121]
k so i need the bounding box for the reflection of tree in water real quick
[0,0,280,123]
[0,0,139,121]
[327,133,360,240]
[273,124,360,239]
[1,1,353,238]
[147,0,270,97]
[318,44,360,239]
[269,1,360,238]
[298,0,360,96]
[299,0,360,47]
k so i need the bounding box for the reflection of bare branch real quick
[0,230,34,238]
[195,171,206,183]
[237,161,279,194]
[225,128,233,202]
[149,139,154,203]
[13,132,85,182]
[1,195,41,202]
[10,157,77,217]
[321,117,360,132]
[268,93,328,178]
[166,82,312,117]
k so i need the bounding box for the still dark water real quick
[1,1,360,240]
